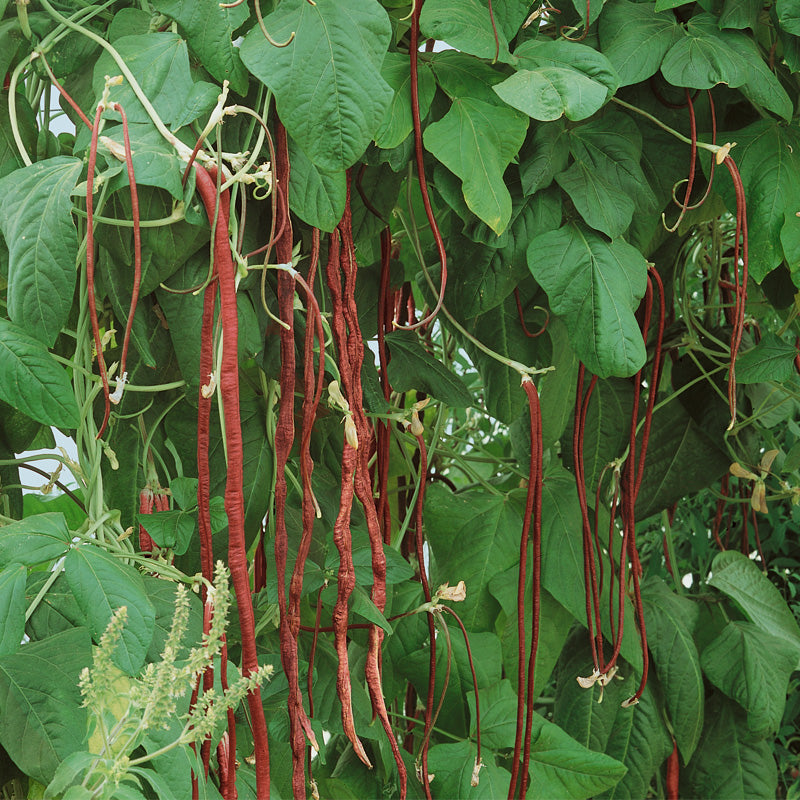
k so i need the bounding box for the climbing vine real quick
[1,0,800,798]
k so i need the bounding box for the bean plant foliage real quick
[2,0,800,797]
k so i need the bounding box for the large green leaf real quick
[374,52,436,150]
[423,97,528,234]
[735,333,798,383]
[424,484,521,632]
[527,711,628,799]
[92,33,217,128]
[557,113,655,239]
[428,741,511,799]
[778,0,800,34]
[0,563,26,657]
[419,0,523,64]
[489,564,574,697]
[447,184,561,317]
[660,13,746,89]
[239,0,392,172]
[563,377,634,494]
[64,545,155,675]
[426,50,509,105]
[399,630,502,736]
[0,627,91,784]
[700,621,796,737]
[150,0,249,94]
[683,695,778,799]
[599,0,682,86]
[600,680,673,799]
[0,93,36,179]
[710,120,800,284]
[527,223,647,378]
[385,331,472,408]
[634,398,730,520]
[0,513,71,568]
[493,67,609,123]
[494,38,618,122]
[519,119,570,195]
[287,137,346,233]
[0,157,81,346]
[708,550,800,664]
[540,468,643,670]
[101,122,186,201]
[0,319,80,430]
[642,578,704,762]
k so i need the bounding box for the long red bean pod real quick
[337,181,408,796]
[723,156,748,430]
[194,164,270,798]
[413,425,436,800]
[405,0,448,331]
[508,376,543,800]
[325,229,371,768]
[85,106,113,438]
[270,123,316,798]
[518,378,543,798]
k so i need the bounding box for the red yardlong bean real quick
[193,163,271,798]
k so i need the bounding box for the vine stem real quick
[612,97,726,156]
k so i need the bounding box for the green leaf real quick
[0,628,91,784]
[527,223,648,378]
[708,550,800,664]
[92,33,216,128]
[287,136,346,233]
[400,631,502,735]
[239,0,393,172]
[735,333,798,383]
[600,680,673,799]
[519,119,570,195]
[777,0,800,34]
[23,492,86,533]
[64,545,155,675]
[719,0,761,30]
[419,0,518,63]
[701,621,796,737]
[374,52,436,150]
[564,378,634,494]
[683,694,778,799]
[423,97,528,234]
[541,468,643,670]
[0,513,71,567]
[634,398,730,520]
[712,121,800,284]
[493,67,609,123]
[0,157,81,346]
[428,741,511,798]
[0,92,37,180]
[138,510,196,556]
[424,484,521,632]
[599,0,683,86]
[527,711,628,799]
[642,578,704,761]
[494,38,618,122]
[538,319,580,451]
[349,584,392,634]
[459,287,552,423]
[150,0,249,94]
[489,566,574,697]
[467,679,519,750]
[557,113,655,239]
[25,573,86,642]
[101,122,186,201]
[427,50,509,105]
[385,331,472,407]
[661,14,746,89]
[0,563,26,657]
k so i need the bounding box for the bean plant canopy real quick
[1,0,800,798]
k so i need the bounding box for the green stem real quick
[24,562,65,622]
[612,97,725,156]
